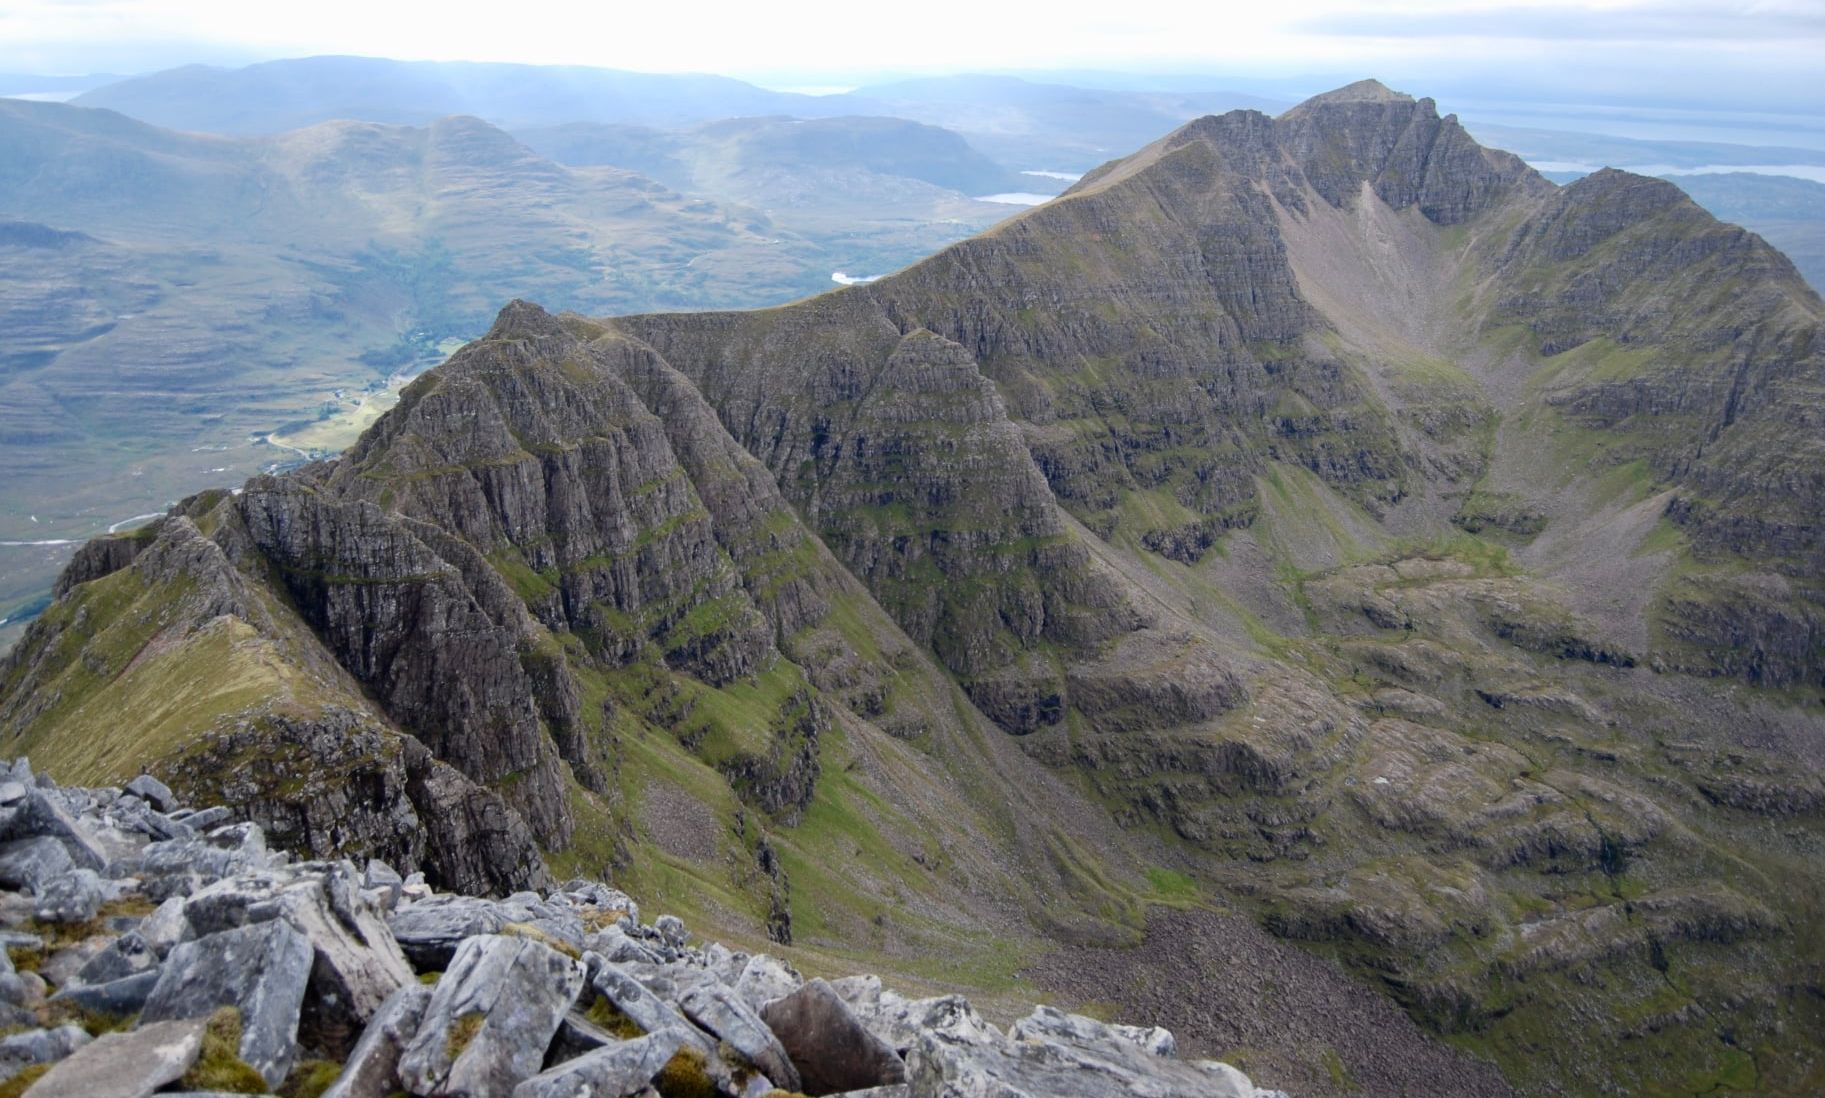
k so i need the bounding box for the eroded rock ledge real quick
[0,758,1286,1098]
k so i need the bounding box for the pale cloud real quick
[0,0,1819,108]
[1306,0,1825,41]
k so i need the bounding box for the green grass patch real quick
[1143,866,1201,904]
[180,1007,267,1094]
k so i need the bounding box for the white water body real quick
[0,539,78,547]
[1530,160,1825,185]
[1022,170,1082,182]
[831,271,884,285]
[975,192,1054,206]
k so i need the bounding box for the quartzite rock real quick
[33,867,104,923]
[1010,1005,1177,1059]
[582,957,696,1040]
[21,1017,206,1098]
[179,867,413,1055]
[396,934,584,1098]
[124,775,176,813]
[48,970,160,1016]
[321,982,431,1098]
[678,979,801,1091]
[0,1024,89,1081]
[510,1029,682,1098]
[0,836,72,894]
[140,919,314,1087]
[388,894,511,970]
[75,930,157,985]
[734,952,801,1011]
[760,978,907,1095]
[11,792,105,870]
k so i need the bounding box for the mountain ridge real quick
[5,82,1824,1096]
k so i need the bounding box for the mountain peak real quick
[1293,78,1412,108]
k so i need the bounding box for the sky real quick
[0,0,1821,113]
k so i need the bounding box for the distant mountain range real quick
[68,57,1290,171]
[6,57,1823,641]
[0,98,1034,632]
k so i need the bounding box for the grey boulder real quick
[124,774,176,813]
[140,918,314,1087]
[33,867,106,923]
[760,978,906,1096]
[76,930,158,985]
[363,860,404,909]
[49,969,161,1017]
[181,867,413,1054]
[397,934,584,1098]
[21,1017,206,1098]
[1009,1005,1177,1059]
[846,989,1002,1056]
[0,835,73,894]
[734,953,801,1011]
[178,806,231,830]
[678,980,801,1092]
[904,1008,1267,1098]
[136,896,189,958]
[583,924,658,966]
[9,790,107,870]
[321,982,431,1098]
[37,938,112,990]
[581,957,725,1059]
[388,894,509,970]
[0,1024,90,1080]
[511,1030,682,1098]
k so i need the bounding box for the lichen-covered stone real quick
[396,934,584,1098]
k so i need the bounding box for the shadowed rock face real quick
[609,78,1546,637]
[235,479,575,847]
[5,81,1825,1097]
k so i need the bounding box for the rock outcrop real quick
[0,761,1286,1098]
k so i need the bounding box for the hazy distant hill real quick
[516,115,1033,269]
[838,73,1291,168]
[71,58,1291,175]
[71,55,836,133]
[0,99,847,629]
[520,115,1026,196]
[1663,172,1825,293]
[1466,121,1825,172]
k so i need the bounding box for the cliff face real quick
[4,82,1825,1097]
[0,512,552,895]
[1475,167,1825,684]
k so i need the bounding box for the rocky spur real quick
[0,759,1285,1097]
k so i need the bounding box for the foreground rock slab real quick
[23,1017,206,1098]
[680,979,802,1091]
[762,978,907,1095]
[321,983,431,1098]
[139,919,314,1087]
[512,1029,681,1098]
[397,934,585,1097]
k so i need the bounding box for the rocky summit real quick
[0,759,1282,1098]
[3,81,1824,1096]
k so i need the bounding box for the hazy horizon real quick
[1,0,1820,117]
